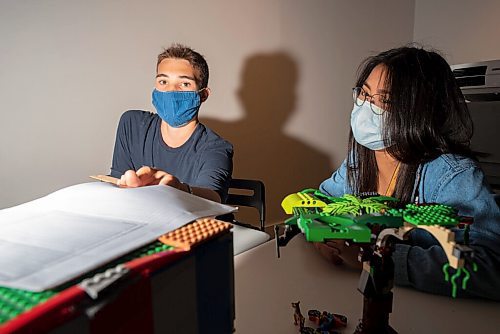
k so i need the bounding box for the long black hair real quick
[347,45,474,203]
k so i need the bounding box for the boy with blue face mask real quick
[110,44,233,203]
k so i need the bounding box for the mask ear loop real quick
[411,164,422,204]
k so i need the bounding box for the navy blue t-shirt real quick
[110,110,233,201]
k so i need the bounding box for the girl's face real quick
[359,64,391,111]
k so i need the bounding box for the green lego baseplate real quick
[0,242,173,326]
[386,203,459,226]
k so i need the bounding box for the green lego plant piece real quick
[322,195,393,216]
[442,261,478,298]
[281,191,327,214]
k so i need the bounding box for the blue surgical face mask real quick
[152,89,204,127]
[350,99,387,151]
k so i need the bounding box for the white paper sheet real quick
[0,182,235,291]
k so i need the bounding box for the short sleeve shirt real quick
[110,110,233,201]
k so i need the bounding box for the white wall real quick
[414,0,500,64]
[0,0,415,223]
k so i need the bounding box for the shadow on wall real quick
[202,52,333,225]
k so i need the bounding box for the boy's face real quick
[155,58,199,92]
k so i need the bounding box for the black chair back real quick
[226,178,266,231]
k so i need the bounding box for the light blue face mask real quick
[152,89,203,127]
[350,99,387,151]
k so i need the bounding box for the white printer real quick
[452,60,500,189]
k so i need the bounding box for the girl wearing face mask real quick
[317,46,500,301]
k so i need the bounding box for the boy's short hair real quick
[157,44,209,89]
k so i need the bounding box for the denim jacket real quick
[319,154,500,300]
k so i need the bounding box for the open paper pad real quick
[0,182,235,291]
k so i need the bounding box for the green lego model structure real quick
[281,189,401,243]
[276,189,476,334]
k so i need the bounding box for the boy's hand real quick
[118,166,182,189]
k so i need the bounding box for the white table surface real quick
[234,235,500,333]
[231,224,270,255]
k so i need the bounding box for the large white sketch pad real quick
[0,182,235,291]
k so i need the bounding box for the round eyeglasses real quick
[352,87,389,115]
